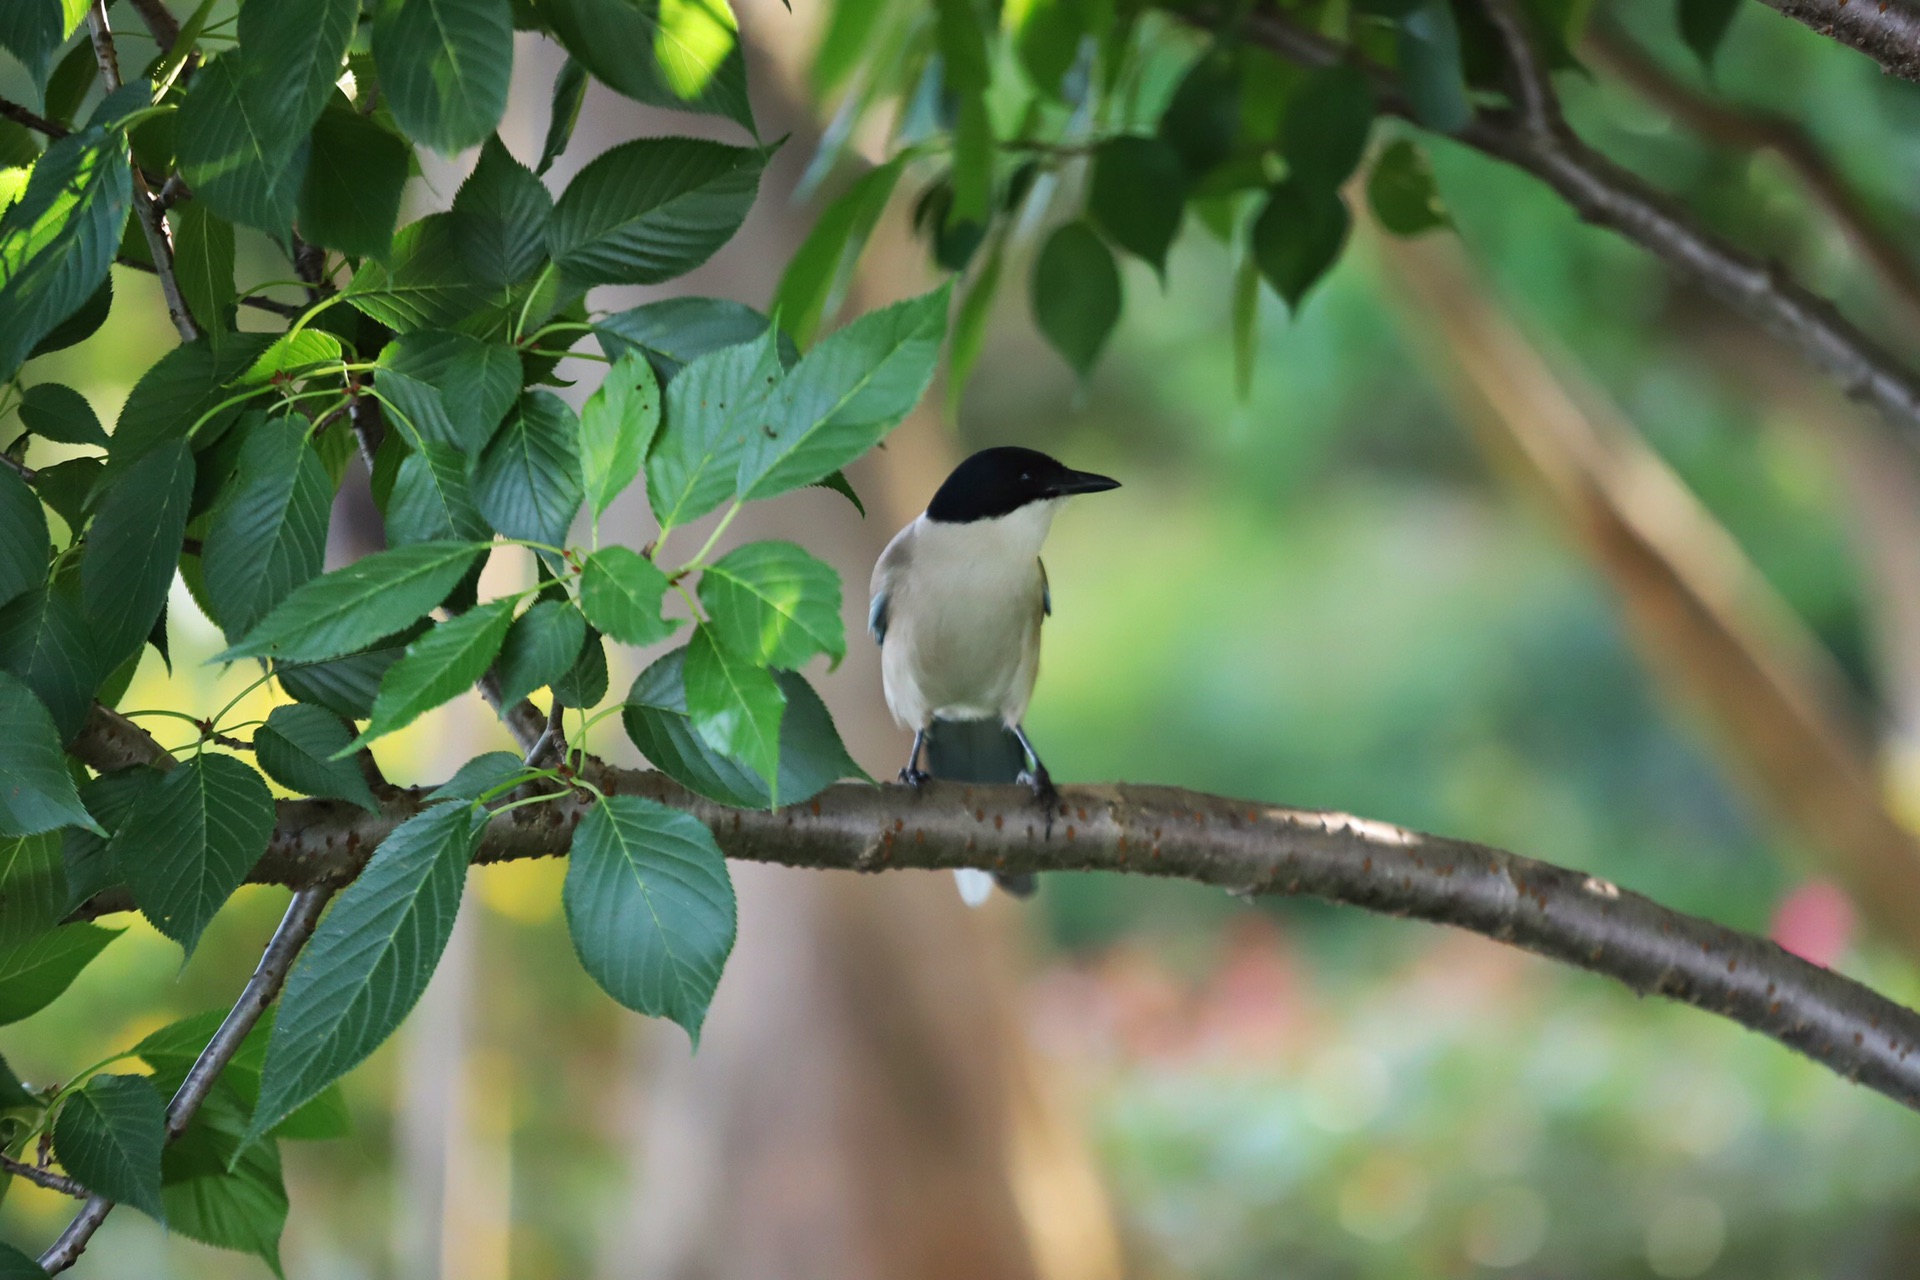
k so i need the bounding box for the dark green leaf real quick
[1398,0,1472,134]
[0,1244,47,1279]
[595,296,785,384]
[52,1074,165,1220]
[239,0,359,130]
[62,766,161,909]
[174,55,309,235]
[111,753,274,955]
[0,126,131,381]
[1088,136,1187,274]
[1281,66,1375,192]
[346,214,496,333]
[451,134,552,287]
[26,273,111,360]
[697,540,842,669]
[386,442,490,546]
[106,334,274,473]
[18,382,106,448]
[1367,137,1449,236]
[79,435,192,667]
[0,468,46,612]
[933,0,990,92]
[0,1,65,90]
[30,458,101,531]
[494,599,587,706]
[474,392,582,546]
[541,0,755,132]
[376,330,520,453]
[1031,220,1120,376]
[0,584,95,741]
[353,600,515,747]
[623,650,859,805]
[0,922,119,1023]
[1252,180,1350,309]
[276,641,411,720]
[580,350,662,520]
[220,540,485,664]
[1679,0,1744,65]
[1011,0,1085,95]
[246,802,483,1145]
[551,626,608,707]
[201,419,331,641]
[0,1050,36,1109]
[42,40,94,130]
[0,833,63,947]
[134,1007,348,1141]
[300,102,411,260]
[161,1089,287,1273]
[771,154,906,347]
[426,751,526,801]
[579,546,675,646]
[547,137,764,289]
[811,468,865,516]
[537,57,588,176]
[683,624,783,795]
[255,705,379,811]
[563,794,734,1040]
[738,285,947,500]
[0,671,93,837]
[1158,52,1240,178]
[374,0,515,153]
[173,197,235,343]
[647,330,780,530]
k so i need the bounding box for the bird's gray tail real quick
[924,718,1038,903]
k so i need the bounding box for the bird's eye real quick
[1020,473,1031,482]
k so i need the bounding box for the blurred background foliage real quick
[10,0,1920,1273]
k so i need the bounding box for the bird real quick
[868,446,1121,905]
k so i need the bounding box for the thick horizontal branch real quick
[1225,7,1920,452]
[1755,0,1920,82]
[73,763,1920,1116]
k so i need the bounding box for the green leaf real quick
[451,134,551,287]
[647,330,780,530]
[934,0,990,91]
[951,91,994,223]
[546,137,764,289]
[1232,241,1259,401]
[812,468,865,516]
[1088,136,1187,274]
[1367,138,1449,236]
[474,392,582,546]
[171,204,235,342]
[52,1074,165,1220]
[580,350,662,520]
[0,1,65,90]
[1010,0,1086,95]
[737,285,947,501]
[0,126,131,382]
[579,546,676,646]
[18,381,107,448]
[494,600,587,706]
[1158,52,1240,179]
[0,922,119,1024]
[134,1008,348,1142]
[29,458,101,532]
[111,753,274,955]
[595,296,786,384]
[1032,220,1120,376]
[63,767,160,909]
[255,705,379,811]
[239,0,359,131]
[27,273,111,360]
[81,437,193,666]
[220,540,485,664]
[385,442,490,546]
[346,214,496,333]
[1679,0,1744,65]
[1252,180,1350,310]
[299,101,411,260]
[426,751,526,801]
[247,802,483,1145]
[174,55,308,235]
[0,833,63,947]
[623,650,859,806]
[697,541,842,669]
[0,468,46,613]
[772,154,906,347]
[1397,0,1472,134]
[161,1089,288,1274]
[240,331,344,386]
[374,0,515,153]
[537,57,588,176]
[276,641,410,720]
[0,584,95,741]
[353,600,515,748]
[201,419,331,643]
[0,1244,46,1280]
[0,670,95,837]
[541,0,755,132]
[0,1049,36,1109]
[683,624,783,795]
[1282,66,1375,193]
[376,329,521,452]
[946,235,1003,417]
[106,333,274,473]
[563,794,734,1041]
[551,626,608,708]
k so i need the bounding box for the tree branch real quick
[38,885,333,1276]
[71,704,176,774]
[0,1154,87,1200]
[0,452,38,484]
[115,256,301,317]
[66,758,1920,1117]
[85,2,199,343]
[125,0,181,54]
[1587,21,1920,328]
[0,98,68,139]
[1218,6,1920,453]
[1753,0,1920,83]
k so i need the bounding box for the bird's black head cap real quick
[925,447,1120,523]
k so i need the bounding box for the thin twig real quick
[1587,22,1920,329]
[0,1154,87,1200]
[0,97,69,139]
[0,452,38,483]
[523,701,567,769]
[1752,0,1920,83]
[115,256,301,317]
[478,670,551,756]
[38,886,334,1275]
[1480,0,1558,131]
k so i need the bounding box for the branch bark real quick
[65,757,1920,1118]
[1219,6,1920,454]
[1752,0,1920,83]
[0,98,68,139]
[0,1155,87,1200]
[38,885,333,1275]
[125,0,182,53]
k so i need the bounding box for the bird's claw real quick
[897,767,932,788]
[1017,766,1059,809]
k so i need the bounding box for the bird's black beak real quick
[1048,469,1121,497]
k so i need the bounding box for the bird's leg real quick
[897,727,931,787]
[1010,723,1059,808]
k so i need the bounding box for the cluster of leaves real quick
[0,0,953,1270]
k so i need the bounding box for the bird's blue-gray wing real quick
[1039,558,1051,617]
[868,589,889,644]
